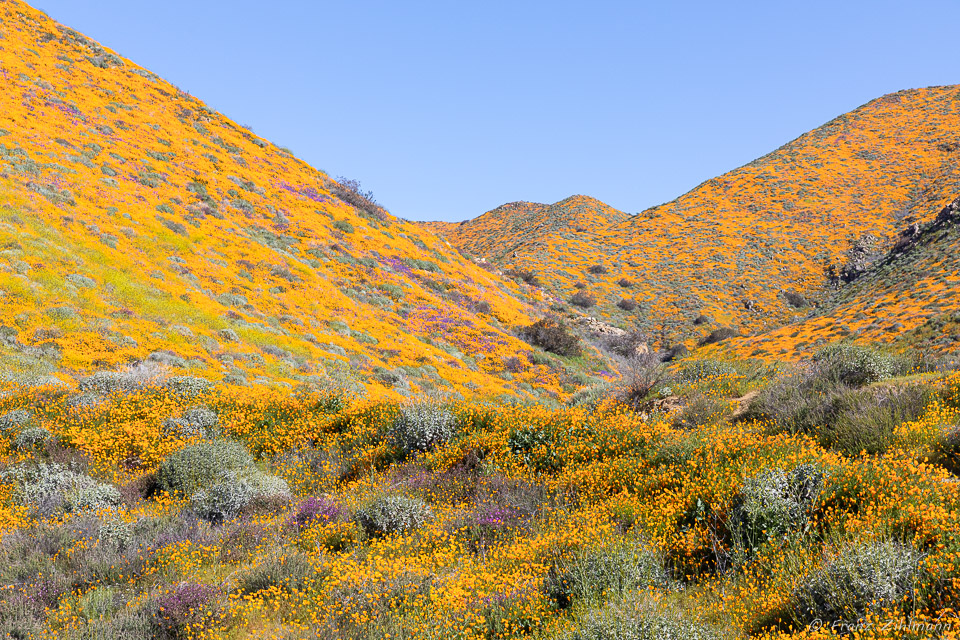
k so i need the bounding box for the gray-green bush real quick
[13,426,51,450]
[156,440,290,523]
[544,543,669,610]
[791,539,923,625]
[162,407,219,440]
[0,409,32,433]
[730,464,823,562]
[354,494,431,537]
[562,597,720,640]
[1,463,121,515]
[743,361,932,455]
[812,343,909,388]
[389,402,457,456]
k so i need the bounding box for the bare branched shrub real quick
[615,352,667,410]
[331,176,389,221]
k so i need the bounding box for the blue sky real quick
[36,1,960,221]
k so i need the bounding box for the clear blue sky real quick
[36,1,960,221]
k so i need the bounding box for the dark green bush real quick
[570,291,596,308]
[698,327,738,346]
[237,553,315,595]
[519,317,581,357]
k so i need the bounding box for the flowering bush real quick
[287,496,340,530]
[153,583,220,638]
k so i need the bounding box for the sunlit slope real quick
[0,2,565,399]
[433,87,960,346]
[727,196,960,360]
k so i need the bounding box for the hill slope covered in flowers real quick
[726,195,960,362]
[3,4,960,640]
[431,87,960,349]
[0,1,610,401]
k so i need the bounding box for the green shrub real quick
[157,440,290,522]
[544,544,668,610]
[818,385,932,455]
[332,219,355,234]
[237,553,315,594]
[729,464,823,562]
[566,384,613,410]
[675,359,738,383]
[673,394,730,430]
[389,402,457,456]
[931,424,960,474]
[745,367,932,455]
[508,425,563,472]
[791,540,923,626]
[354,494,431,537]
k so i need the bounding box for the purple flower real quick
[474,505,522,530]
[154,583,218,633]
[278,182,331,203]
[288,496,340,529]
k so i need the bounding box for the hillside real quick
[726,195,960,361]
[429,87,960,349]
[0,1,615,401]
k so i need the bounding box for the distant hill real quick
[0,1,604,401]
[428,87,960,348]
[423,195,630,262]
